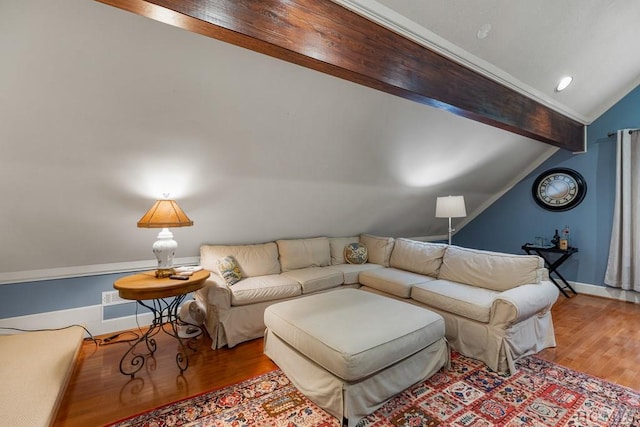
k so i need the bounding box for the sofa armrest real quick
[490,281,559,328]
[196,275,232,310]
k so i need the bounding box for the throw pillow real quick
[359,234,395,266]
[344,242,368,264]
[217,256,242,286]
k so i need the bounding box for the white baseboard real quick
[0,304,153,337]
[571,281,640,303]
[1,281,636,338]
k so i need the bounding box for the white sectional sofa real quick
[197,236,383,349]
[196,234,559,373]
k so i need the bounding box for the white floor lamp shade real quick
[435,195,467,245]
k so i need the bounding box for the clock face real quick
[532,168,586,211]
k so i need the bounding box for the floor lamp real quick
[435,196,467,245]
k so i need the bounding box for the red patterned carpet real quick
[108,352,640,426]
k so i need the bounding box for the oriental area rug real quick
[109,352,640,427]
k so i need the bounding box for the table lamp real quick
[137,198,193,278]
[435,195,466,245]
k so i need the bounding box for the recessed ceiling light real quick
[477,24,492,39]
[555,76,573,92]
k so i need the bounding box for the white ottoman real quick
[264,288,449,426]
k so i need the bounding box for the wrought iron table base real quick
[119,294,201,377]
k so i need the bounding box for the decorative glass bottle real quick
[560,225,570,250]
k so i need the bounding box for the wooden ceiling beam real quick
[97,0,585,152]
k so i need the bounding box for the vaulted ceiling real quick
[348,0,640,123]
[99,0,640,151]
[2,0,638,278]
[99,0,589,151]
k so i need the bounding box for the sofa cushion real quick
[281,266,344,294]
[438,246,544,291]
[390,238,447,277]
[411,279,497,323]
[217,256,242,286]
[329,263,385,284]
[264,288,445,381]
[359,234,395,267]
[229,274,301,306]
[359,267,435,298]
[201,242,281,278]
[344,242,368,264]
[277,237,331,272]
[329,236,359,265]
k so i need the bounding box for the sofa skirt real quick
[264,328,449,427]
[360,286,556,374]
[426,306,555,374]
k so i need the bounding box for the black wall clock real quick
[532,168,587,212]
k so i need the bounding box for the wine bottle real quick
[551,229,560,248]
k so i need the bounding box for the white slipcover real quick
[359,267,435,298]
[359,234,395,266]
[264,288,445,380]
[328,236,359,264]
[389,238,447,276]
[439,245,544,291]
[276,237,331,272]
[264,289,449,426]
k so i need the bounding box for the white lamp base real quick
[152,227,177,278]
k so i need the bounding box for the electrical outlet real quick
[101,291,128,306]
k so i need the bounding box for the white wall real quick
[0,0,554,279]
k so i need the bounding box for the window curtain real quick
[605,129,640,291]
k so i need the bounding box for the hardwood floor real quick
[53,294,640,426]
[537,293,640,390]
[53,330,277,426]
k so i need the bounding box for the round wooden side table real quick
[113,269,210,377]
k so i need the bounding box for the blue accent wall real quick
[456,84,640,287]
[0,271,186,320]
[0,273,131,318]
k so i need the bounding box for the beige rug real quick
[0,326,84,427]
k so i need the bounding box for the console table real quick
[113,269,210,377]
[521,244,577,298]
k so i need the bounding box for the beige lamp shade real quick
[137,199,193,278]
[435,196,467,218]
[137,199,193,228]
